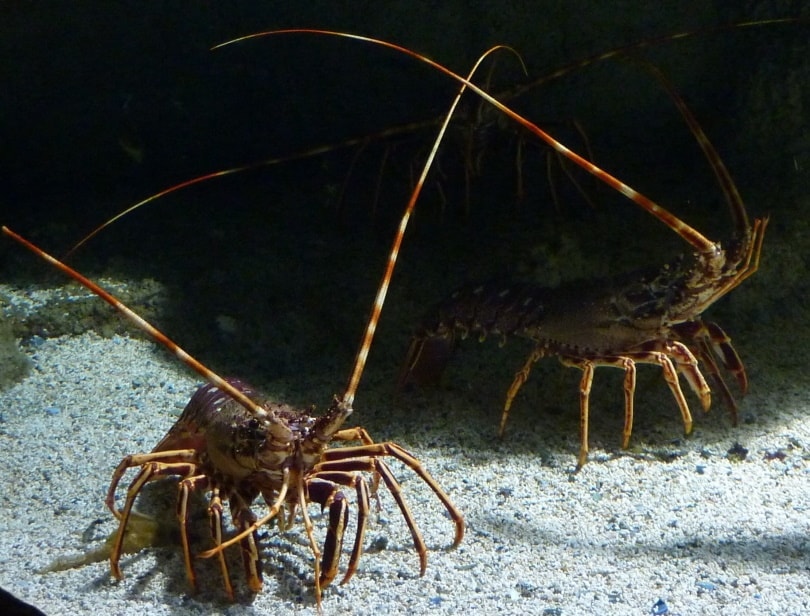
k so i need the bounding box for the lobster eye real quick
[240,417,266,443]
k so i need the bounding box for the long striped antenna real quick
[502,18,801,104]
[215,29,741,254]
[2,225,275,423]
[628,57,748,236]
[63,132,429,259]
[3,45,520,421]
[64,19,800,256]
[340,44,523,407]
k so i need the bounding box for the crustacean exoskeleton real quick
[376,41,766,469]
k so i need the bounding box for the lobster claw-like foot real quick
[674,318,748,425]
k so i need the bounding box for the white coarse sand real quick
[1,313,809,616]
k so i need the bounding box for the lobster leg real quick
[674,318,747,425]
[106,455,198,581]
[702,321,747,392]
[561,357,636,469]
[105,449,199,518]
[202,484,236,600]
[198,472,291,562]
[321,492,350,587]
[640,350,695,437]
[318,442,465,550]
[340,476,370,585]
[294,475,324,605]
[331,426,382,496]
[106,446,266,598]
[560,344,710,468]
[331,426,376,445]
[305,477,351,588]
[176,474,224,597]
[229,491,263,593]
[306,472,372,587]
[310,455,430,574]
[501,347,547,437]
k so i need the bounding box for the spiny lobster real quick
[390,48,766,469]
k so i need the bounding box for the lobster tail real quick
[399,331,457,389]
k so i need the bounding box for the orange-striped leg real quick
[675,318,747,424]
[229,490,263,593]
[331,426,382,500]
[198,442,462,605]
[616,357,636,450]
[332,426,375,445]
[176,474,224,597]
[306,473,372,587]
[703,321,747,392]
[338,476,370,585]
[630,348,695,438]
[105,449,198,519]
[305,477,349,590]
[197,469,290,563]
[501,346,546,437]
[659,340,712,414]
[319,443,465,562]
[294,475,324,607]
[106,453,198,581]
[561,343,708,469]
[574,360,595,470]
[200,484,236,600]
[559,356,633,469]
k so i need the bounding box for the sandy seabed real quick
[0,305,808,616]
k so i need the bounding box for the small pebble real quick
[371,534,388,550]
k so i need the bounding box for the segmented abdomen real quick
[400,263,687,388]
[400,281,552,387]
[421,281,552,339]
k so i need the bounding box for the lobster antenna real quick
[2,225,274,423]
[64,131,434,259]
[215,29,728,253]
[65,20,797,257]
[502,18,801,104]
[2,45,522,418]
[627,56,748,235]
[341,45,524,406]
